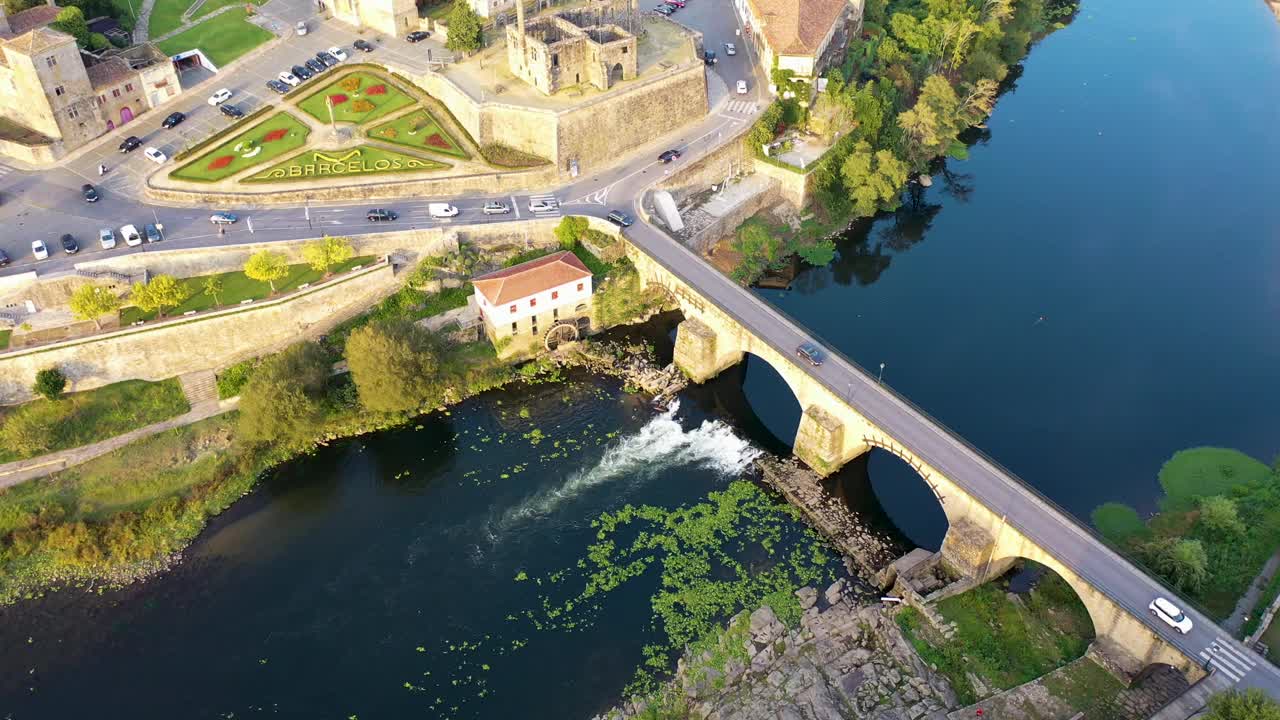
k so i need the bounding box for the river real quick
[1,0,1278,717]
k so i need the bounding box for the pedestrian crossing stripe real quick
[1198,638,1258,683]
[725,100,757,115]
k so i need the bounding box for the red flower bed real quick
[328,94,348,105]
[208,155,234,170]
[425,133,451,149]
[366,84,387,95]
[262,128,287,143]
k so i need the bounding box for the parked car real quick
[266,79,290,94]
[724,42,737,55]
[121,224,143,247]
[658,148,682,163]
[219,104,244,119]
[208,88,232,105]
[144,147,167,164]
[528,198,559,213]
[99,227,117,249]
[0,249,10,267]
[60,233,78,254]
[118,135,142,153]
[161,111,186,129]
[295,20,308,35]
[606,210,634,227]
[1149,598,1193,634]
[210,212,238,225]
[353,39,374,53]
[292,64,313,81]
[366,208,397,222]
[482,201,510,215]
[654,4,673,13]
[328,46,349,61]
[304,58,325,76]
[144,223,163,243]
[795,342,823,366]
[316,50,338,67]
[703,49,717,65]
[428,202,459,218]
[278,71,300,87]
[736,79,748,94]
[406,30,430,43]
[81,183,99,203]
[665,0,685,7]
[31,239,48,260]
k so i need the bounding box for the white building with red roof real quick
[472,250,594,353]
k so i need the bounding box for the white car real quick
[1149,597,1193,635]
[428,202,459,218]
[482,201,510,215]
[144,147,167,164]
[295,20,307,35]
[278,71,300,87]
[328,46,348,62]
[31,240,48,260]
[121,224,143,247]
[725,42,737,55]
[736,79,748,95]
[99,227,117,249]
[208,88,232,105]
[528,198,559,213]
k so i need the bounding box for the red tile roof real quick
[4,5,60,37]
[746,0,848,56]
[472,251,592,306]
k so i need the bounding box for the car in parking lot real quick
[121,224,143,247]
[208,88,232,105]
[328,46,349,61]
[305,58,325,75]
[292,64,313,81]
[316,50,338,67]
[353,39,374,53]
[724,42,736,55]
[655,4,673,13]
[658,148,682,163]
[144,223,163,243]
[796,342,824,366]
[1149,597,1193,634]
[366,208,397,222]
[31,240,48,260]
[81,183,99,203]
[118,135,141,153]
[99,227,117,249]
[219,104,244,119]
[161,111,186,129]
[60,233,78,254]
[266,79,290,94]
[665,0,685,6]
[210,212,238,225]
[0,250,10,267]
[406,30,430,43]
[295,20,307,35]
[482,201,510,215]
[736,79,747,94]
[278,71,300,87]
[144,147,167,164]
[606,210,634,227]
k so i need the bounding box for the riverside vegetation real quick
[732,0,1079,283]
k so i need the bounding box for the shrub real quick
[216,358,260,399]
[262,128,287,142]
[329,93,349,105]
[426,133,450,148]
[1091,502,1148,544]
[367,84,387,95]
[351,99,374,113]
[32,368,67,401]
[339,76,361,92]
[0,399,71,457]
[208,155,234,170]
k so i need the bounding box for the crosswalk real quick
[527,193,562,218]
[1198,636,1258,683]
[724,100,758,116]
[0,163,13,180]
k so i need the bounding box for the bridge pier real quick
[794,406,860,476]
[673,317,743,383]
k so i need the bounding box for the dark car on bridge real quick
[161,111,186,129]
[353,39,375,53]
[406,30,430,43]
[658,148,682,163]
[367,209,397,222]
[118,135,142,153]
[81,183,99,203]
[796,342,824,366]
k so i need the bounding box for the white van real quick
[428,203,459,218]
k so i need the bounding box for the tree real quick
[1204,689,1280,720]
[1091,502,1147,544]
[1199,495,1246,537]
[236,342,331,447]
[1146,537,1209,594]
[50,6,90,47]
[32,368,67,401]
[130,275,187,318]
[794,238,836,267]
[202,276,224,307]
[68,284,120,330]
[244,250,289,293]
[345,321,446,413]
[730,221,786,284]
[301,236,355,276]
[958,78,1000,125]
[897,75,962,169]
[748,102,785,151]
[445,2,483,54]
[554,216,589,251]
[840,140,910,217]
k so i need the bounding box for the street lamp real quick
[877,362,885,384]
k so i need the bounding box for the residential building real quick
[472,251,594,354]
[331,0,418,38]
[733,0,863,81]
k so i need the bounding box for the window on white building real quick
[46,56,56,68]
[551,291,559,300]
[511,321,518,333]
[576,283,584,291]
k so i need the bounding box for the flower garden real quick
[298,72,417,126]
[245,145,447,183]
[171,113,310,183]
[368,109,469,159]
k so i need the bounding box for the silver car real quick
[483,201,510,215]
[99,227,117,249]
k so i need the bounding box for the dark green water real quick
[2,0,1279,717]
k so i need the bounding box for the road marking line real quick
[512,195,521,219]
[1205,646,1250,677]
[1211,659,1243,682]
[1214,639,1257,667]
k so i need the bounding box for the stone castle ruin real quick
[505,2,638,95]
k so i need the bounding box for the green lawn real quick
[0,330,10,351]
[0,379,190,464]
[297,72,415,126]
[120,256,374,324]
[147,0,190,38]
[155,8,272,68]
[192,0,266,21]
[171,112,310,182]
[367,108,468,158]
[108,0,139,31]
[422,0,455,19]
[246,145,445,183]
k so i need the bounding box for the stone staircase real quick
[178,370,218,409]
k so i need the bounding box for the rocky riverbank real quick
[551,339,688,405]
[599,581,959,720]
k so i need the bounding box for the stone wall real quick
[0,262,397,404]
[0,136,59,165]
[753,156,812,208]
[655,123,752,205]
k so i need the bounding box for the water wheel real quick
[544,322,579,351]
